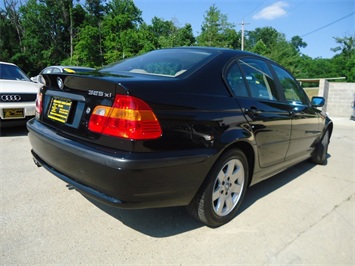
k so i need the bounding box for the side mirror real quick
[311,96,325,107]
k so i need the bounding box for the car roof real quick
[155,47,272,63]
[168,46,255,54]
[0,61,17,66]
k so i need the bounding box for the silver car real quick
[31,65,94,82]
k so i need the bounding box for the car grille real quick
[0,93,37,102]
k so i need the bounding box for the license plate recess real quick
[48,97,72,123]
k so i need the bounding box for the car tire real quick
[187,149,249,227]
[310,130,330,165]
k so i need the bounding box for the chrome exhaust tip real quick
[33,157,42,167]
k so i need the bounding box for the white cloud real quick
[253,1,289,20]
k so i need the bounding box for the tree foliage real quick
[197,4,239,48]
[0,1,354,82]
[331,35,355,81]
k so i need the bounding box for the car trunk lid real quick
[37,74,131,141]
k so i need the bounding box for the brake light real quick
[88,95,162,140]
[35,92,43,116]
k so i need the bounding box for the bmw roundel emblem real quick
[57,77,64,90]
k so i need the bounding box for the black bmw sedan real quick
[27,47,332,227]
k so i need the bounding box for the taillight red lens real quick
[88,95,162,140]
[35,93,43,116]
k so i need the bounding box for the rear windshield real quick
[99,49,215,77]
[0,63,30,81]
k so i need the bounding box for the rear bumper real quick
[27,119,216,208]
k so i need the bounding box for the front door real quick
[271,64,321,160]
[226,57,292,168]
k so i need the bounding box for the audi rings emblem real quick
[1,95,22,102]
[57,77,64,90]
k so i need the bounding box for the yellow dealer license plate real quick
[3,108,24,119]
[48,97,72,123]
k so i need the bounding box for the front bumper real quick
[27,119,216,208]
[0,102,35,119]
[0,102,35,127]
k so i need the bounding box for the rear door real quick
[271,64,322,160]
[226,57,292,168]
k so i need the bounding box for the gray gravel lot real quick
[1,117,354,265]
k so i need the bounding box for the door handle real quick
[290,110,305,118]
[244,107,261,116]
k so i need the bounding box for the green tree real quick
[0,1,22,62]
[175,23,195,46]
[134,22,156,53]
[63,0,107,67]
[268,35,300,74]
[246,27,306,75]
[102,0,143,62]
[16,0,53,73]
[245,27,279,51]
[331,35,355,59]
[13,0,74,74]
[84,0,107,26]
[330,35,355,81]
[68,25,104,67]
[197,4,239,48]
[298,55,338,80]
[291,35,307,52]
[148,17,175,48]
[252,39,267,55]
[147,17,195,49]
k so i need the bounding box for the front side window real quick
[239,58,279,101]
[272,64,308,105]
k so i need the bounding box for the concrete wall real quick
[318,79,355,118]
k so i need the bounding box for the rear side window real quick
[239,58,280,101]
[272,64,309,105]
[42,68,53,74]
[52,68,61,73]
[226,64,249,97]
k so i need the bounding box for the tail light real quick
[88,95,162,140]
[35,92,43,116]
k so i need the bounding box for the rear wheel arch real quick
[217,127,255,184]
[187,141,255,227]
[223,141,255,186]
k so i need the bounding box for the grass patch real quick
[304,87,319,99]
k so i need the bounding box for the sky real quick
[134,0,355,58]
